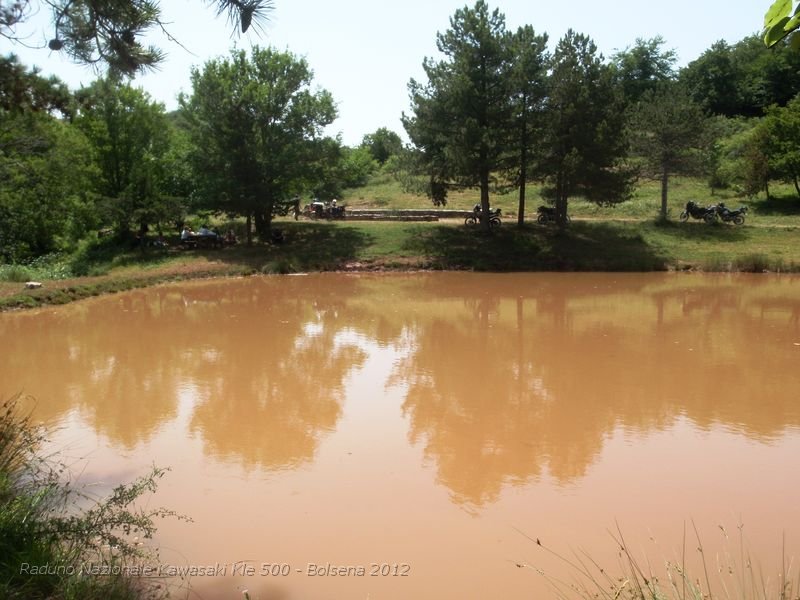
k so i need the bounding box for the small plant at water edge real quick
[0,396,187,600]
[516,522,799,600]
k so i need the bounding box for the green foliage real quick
[706,117,770,196]
[361,127,403,165]
[75,78,177,236]
[339,145,379,188]
[680,40,743,117]
[0,397,180,599]
[1,0,274,75]
[763,0,800,48]
[182,46,337,240]
[681,34,800,117]
[0,54,73,117]
[541,30,634,225]
[0,109,98,261]
[508,25,549,224]
[381,148,433,199]
[739,124,771,198]
[762,94,800,196]
[404,1,514,223]
[0,265,33,282]
[628,81,709,218]
[611,36,677,105]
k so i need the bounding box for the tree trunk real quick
[518,110,528,227]
[660,167,669,220]
[480,168,491,232]
[555,172,568,229]
[765,179,771,201]
[254,211,269,240]
[246,213,252,246]
[518,148,527,227]
[794,174,800,198]
[137,221,148,254]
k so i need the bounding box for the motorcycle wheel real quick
[703,213,717,224]
[537,214,548,224]
[490,217,501,228]
[733,215,745,226]
[464,216,477,226]
[679,211,689,222]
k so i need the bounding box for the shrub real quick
[0,396,183,600]
[0,265,33,283]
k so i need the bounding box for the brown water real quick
[2,273,800,599]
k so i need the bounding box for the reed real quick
[517,522,799,600]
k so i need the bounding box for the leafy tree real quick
[0,109,96,260]
[307,140,377,200]
[403,1,513,230]
[339,145,378,188]
[160,114,196,212]
[0,54,98,260]
[0,54,73,116]
[741,124,772,198]
[1,0,274,75]
[733,34,800,115]
[74,78,173,236]
[181,46,336,242]
[361,127,403,165]
[704,117,772,198]
[611,36,677,105]
[382,146,433,199]
[628,82,708,219]
[507,25,548,226]
[680,41,743,117]
[540,30,633,227]
[762,94,800,197]
[681,35,800,118]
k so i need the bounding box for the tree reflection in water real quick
[1,273,799,510]
[390,273,800,508]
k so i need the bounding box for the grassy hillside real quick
[342,170,800,225]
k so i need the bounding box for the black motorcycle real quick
[536,205,571,224]
[465,205,501,228]
[679,201,717,223]
[714,203,748,226]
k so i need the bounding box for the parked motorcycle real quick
[465,205,501,228]
[679,201,717,223]
[714,203,748,225]
[303,201,346,220]
[536,205,571,224]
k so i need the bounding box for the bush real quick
[0,265,34,283]
[0,396,183,600]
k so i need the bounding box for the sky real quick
[5,0,770,145]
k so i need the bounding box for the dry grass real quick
[516,523,799,600]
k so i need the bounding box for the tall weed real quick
[0,396,185,600]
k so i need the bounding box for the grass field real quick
[342,170,800,224]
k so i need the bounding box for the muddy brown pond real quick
[2,273,800,599]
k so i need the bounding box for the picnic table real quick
[181,233,223,249]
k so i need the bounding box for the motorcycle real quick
[714,203,748,225]
[536,205,571,224]
[465,205,501,228]
[303,201,346,220]
[679,201,717,223]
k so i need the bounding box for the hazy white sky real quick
[6,0,768,145]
